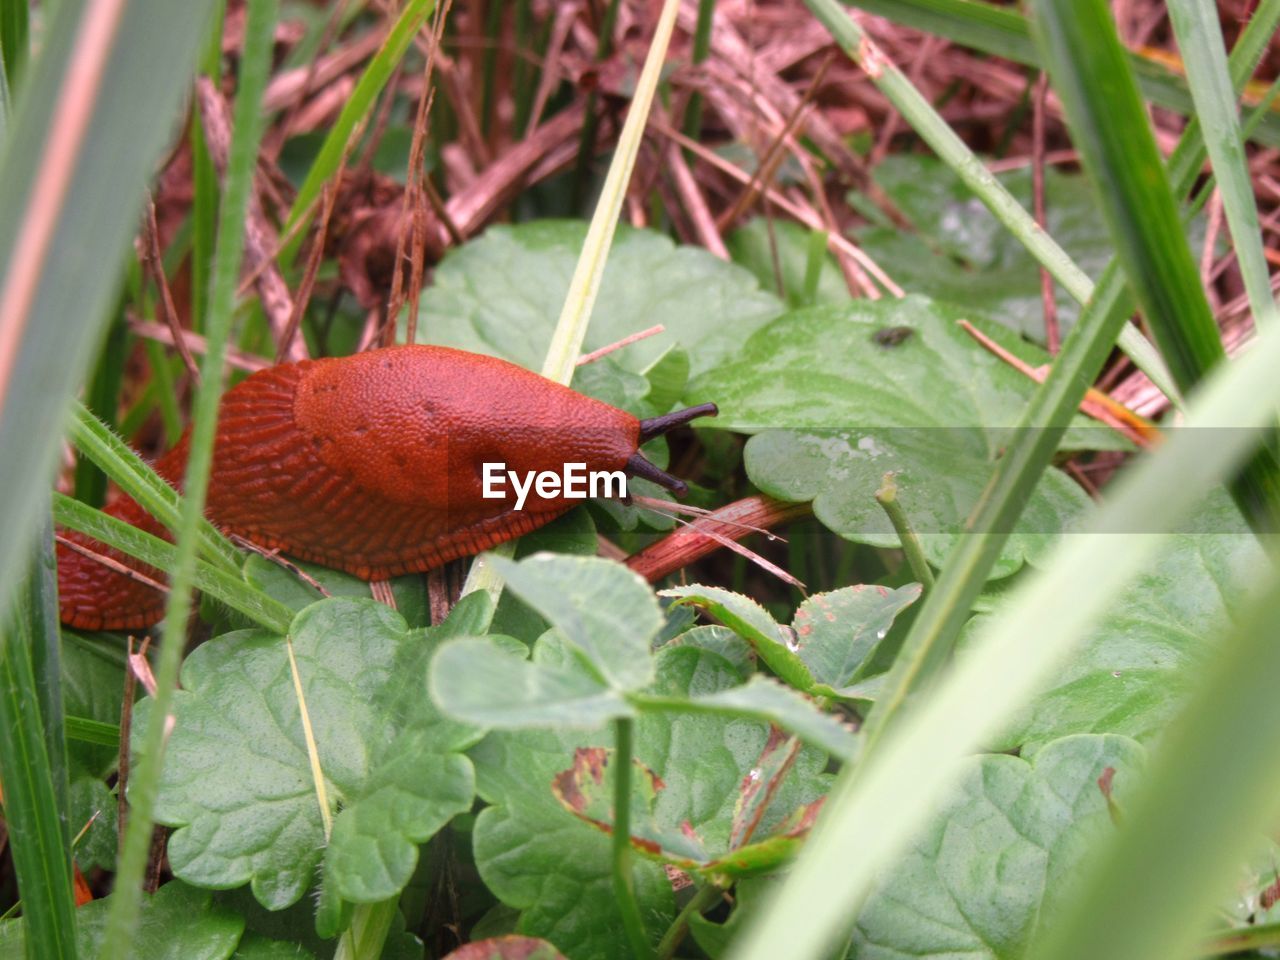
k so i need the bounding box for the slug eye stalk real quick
[638,403,718,443]
[628,403,719,497]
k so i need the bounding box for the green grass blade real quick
[859,0,1280,767]
[1,519,77,960]
[806,0,1179,403]
[98,0,278,954]
[66,400,241,572]
[51,495,293,634]
[730,278,1280,960]
[283,0,435,242]
[1029,0,1280,527]
[24,512,69,841]
[65,716,120,750]
[0,0,26,89]
[1168,0,1279,331]
[842,0,1280,149]
[1033,562,1280,960]
[0,0,217,646]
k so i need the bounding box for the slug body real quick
[57,345,715,631]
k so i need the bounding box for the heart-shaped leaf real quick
[990,492,1263,754]
[135,598,480,911]
[489,553,661,691]
[0,881,243,960]
[688,297,1103,576]
[416,220,782,380]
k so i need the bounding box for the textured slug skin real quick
[57,345,640,631]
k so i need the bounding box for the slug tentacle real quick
[625,452,689,497]
[638,403,718,443]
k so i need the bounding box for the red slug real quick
[57,345,716,631]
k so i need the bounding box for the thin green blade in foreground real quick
[1028,0,1280,527]
[0,519,77,960]
[729,267,1280,960]
[0,0,217,654]
[99,0,277,954]
[1034,560,1280,960]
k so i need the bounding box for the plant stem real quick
[334,898,399,960]
[612,717,654,960]
[874,474,935,591]
[98,1,277,954]
[681,0,716,146]
[657,880,725,959]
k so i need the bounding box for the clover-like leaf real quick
[662,582,920,700]
[471,640,832,958]
[991,492,1263,754]
[416,220,782,379]
[849,735,1145,959]
[0,881,244,959]
[688,297,1104,577]
[489,553,660,691]
[135,598,480,911]
[431,635,634,729]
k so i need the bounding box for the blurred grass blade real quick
[1168,0,1279,330]
[805,0,1178,403]
[463,0,683,605]
[0,512,76,960]
[283,0,435,241]
[0,0,217,645]
[1029,0,1280,528]
[99,0,278,954]
[0,0,26,89]
[841,0,1280,148]
[730,280,1280,960]
[858,0,1280,752]
[1033,560,1280,960]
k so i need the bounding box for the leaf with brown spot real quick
[442,935,568,960]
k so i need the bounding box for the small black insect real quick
[872,325,915,347]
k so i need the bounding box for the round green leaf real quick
[415,220,782,379]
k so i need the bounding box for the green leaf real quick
[990,493,1260,754]
[662,585,809,689]
[59,635,127,779]
[431,634,635,729]
[665,582,920,698]
[69,776,119,872]
[0,881,244,960]
[470,643,831,957]
[242,555,429,629]
[415,221,782,380]
[489,554,661,691]
[851,735,1144,958]
[134,598,478,910]
[688,298,1101,576]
